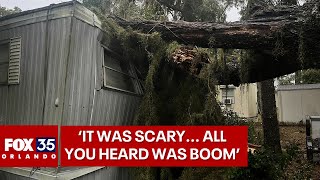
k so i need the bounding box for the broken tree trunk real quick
[112,5,302,50]
[112,2,314,50]
[112,2,320,84]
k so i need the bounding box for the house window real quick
[221,86,235,105]
[0,42,9,85]
[103,48,141,94]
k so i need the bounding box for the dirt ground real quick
[279,125,305,150]
[280,125,313,179]
[256,124,320,179]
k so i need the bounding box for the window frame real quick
[0,39,10,86]
[101,45,143,96]
[220,86,235,105]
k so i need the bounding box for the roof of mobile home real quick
[0,1,102,30]
[277,83,320,91]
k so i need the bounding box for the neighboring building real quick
[276,84,320,123]
[0,1,143,179]
[217,84,258,118]
[218,83,320,123]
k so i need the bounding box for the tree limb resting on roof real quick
[111,2,320,84]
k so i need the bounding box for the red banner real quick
[60,126,248,167]
[0,125,58,167]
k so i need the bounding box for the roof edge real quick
[0,1,74,22]
[277,83,320,91]
[0,1,102,30]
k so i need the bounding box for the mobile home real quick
[0,1,143,179]
[276,84,320,123]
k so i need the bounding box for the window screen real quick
[103,49,140,94]
[104,68,135,92]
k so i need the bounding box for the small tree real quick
[278,74,295,85]
[279,69,320,85]
[301,69,320,84]
[0,6,21,17]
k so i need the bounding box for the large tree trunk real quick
[257,79,282,152]
[113,6,301,50]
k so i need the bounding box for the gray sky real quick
[0,0,241,22]
[226,6,241,22]
[0,0,69,10]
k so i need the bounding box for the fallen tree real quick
[112,1,320,84]
[113,6,301,50]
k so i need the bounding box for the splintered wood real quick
[169,46,209,75]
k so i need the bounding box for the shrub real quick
[230,145,301,180]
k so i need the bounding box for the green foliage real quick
[165,41,181,58]
[177,134,300,180]
[106,27,168,127]
[229,141,313,180]
[83,0,229,22]
[140,0,169,21]
[114,0,141,19]
[131,167,161,180]
[298,12,320,72]
[273,31,286,58]
[222,109,257,143]
[278,74,295,85]
[168,77,209,124]
[135,0,229,22]
[201,92,224,124]
[282,143,313,179]
[82,0,112,14]
[230,149,294,180]
[301,69,320,84]
[278,69,320,85]
[284,143,299,158]
[205,49,242,86]
[179,0,226,22]
[239,50,256,83]
[179,167,227,180]
[83,0,140,19]
[0,6,21,17]
[133,40,166,125]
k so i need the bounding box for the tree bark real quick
[257,79,282,152]
[113,15,297,49]
[112,3,308,49]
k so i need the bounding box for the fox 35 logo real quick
[4,138,56,152]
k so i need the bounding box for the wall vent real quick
[8,37,21,85]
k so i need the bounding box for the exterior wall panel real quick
[62,18,96,125]
[43,17,71,125]
[276,88,320,123]
[0,2,142,179]
[62,18,141,126]
[217,83,258,118]
[0,22,46,125]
